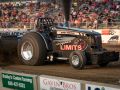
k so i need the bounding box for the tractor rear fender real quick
[21,31,49,50]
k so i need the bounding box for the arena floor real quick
[1,59,120,86]
[0,46,120,86]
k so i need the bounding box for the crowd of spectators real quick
[0,0,119,29]
[0,2,35,28]
[70,0,120,29]
[0,1,58,29]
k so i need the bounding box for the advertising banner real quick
[102,35,119,44]
[39,76,81,90]
[2,72,35,90]
[86,84,120,90]
[93,29,120,44]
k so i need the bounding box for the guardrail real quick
[0,21,120,30]
[69,21,120,29]
[0,22,35,30]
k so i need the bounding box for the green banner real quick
[2,73,34,90]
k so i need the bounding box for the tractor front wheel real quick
[69,51,86,69]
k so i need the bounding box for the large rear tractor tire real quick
[18,32,47,66]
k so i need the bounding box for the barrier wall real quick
[0,28,29,31]
[93,29,120,44]
[1,70,120,90]
[0,28,120,45]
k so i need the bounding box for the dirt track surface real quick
[1,60,120,86]
[0,46,120,86]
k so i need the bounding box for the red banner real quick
[102,29,110,35]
